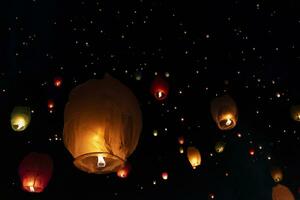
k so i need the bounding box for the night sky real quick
[2,0,300,199]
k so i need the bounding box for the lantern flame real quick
[225,115,232,126]
[15,117,26,130]
[97,155,106,168]
[29,186,35,192]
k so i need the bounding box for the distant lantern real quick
[249,148,255,156]
[215,141,226,153]
[290,105,300,122]
[53,76,63,87]
[161,172,168,180]
[151,76,169,101]
[19,152,53,193]
[11,106,31,132]
[187,146,201,169]
[47,99,55,110]
[117,163,131,178]
[271,167,283,183]
[272,184,295,200]
[179,146,184,154]
[63,74,142,174]
[178,136,185,145]
[210,95,238,130]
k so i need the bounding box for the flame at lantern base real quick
[97,155,106,168]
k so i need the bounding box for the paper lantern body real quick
[187,146,201,169]
[151,76,169,100]
[11,106,31,132]
[272,184,295,200]
[211,95,238,130]
[19,152,53,193]
[271,167,283,183]
[63,75,142,174]
[54,76,63,87]
[290,105,300,122]
[215,141,226,153]
[161,172,168,180]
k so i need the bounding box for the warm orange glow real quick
[215,141,226,153]
[249,148,255,156]
[117,163,131,178]
[272,184,295,200]
[162,172,168,180]
[54,76,62,87]
[151,76,169,101]
[187,147,201,169]
[290,105,300,122]
[271,167,283,183]
[48,100,55,109]
[178,136,185,145]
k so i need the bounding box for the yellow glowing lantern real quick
[215,141,226,153]
[11,106,31,132]
[272,184,295,200]
[179,146,184,154]
[187,146,201,169]
[211,95,238,130]
[271,167,283,183]
[290,105,300,122]
[63,74,142,174]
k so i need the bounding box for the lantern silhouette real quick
[210,95,238,130]
[11,106,31,132]
[18,152,53,193]
[271,167,283,183]
[272,184,295,200]
[63,74,142,174]
[290,105,300,122]
[187,146,201,169]
[151,76,169,100]
[117,163,131,178]
[215,141,226,153]
[53,76,63,87]
[178,136,185,145]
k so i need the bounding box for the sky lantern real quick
[215,141,226,153]
[53,76,63,87]
[210,95,238,130]
[178,136,185,145]
[272,184,295,200]
[47,99,55,110]
[117,163,131,178]
[249,148,255,156]
[11,106,31,132]
[150,76,169,101]
[161,172,168,180]
[290,105,300,122]
[18,152,53,193]
[271,167,283,183]
[63,74,142,174]
[187,146,201,169]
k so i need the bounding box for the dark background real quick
[1,0,300,199]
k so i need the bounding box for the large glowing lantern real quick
[151,76,169,100]
[290,105,300,122]
[272,184,295,200]
[215,141,226,153]
[11,106,31,132]
[18,152,53,193]
[271,167,283,183]
[117,163,131,178]
[210,95,238,130]
[63,74,142,174]
[187,146,201,169]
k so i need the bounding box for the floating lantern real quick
[11,106,31,132]
[215,141,226,153]
[161,172,168,180]
[210,95,238,130]
[187,146,201,169]
[272,184,295,200]
[178,136,185,145]
[63,74,142,174]
[179,146,184,154]
[19,152,53,193]
[117,163,131,178]
[151,76,169,100]
[290,105,300,122]
[271,167,283,183]
[47,99,55,110]
[249,148,255,156]
[53,76,62,87]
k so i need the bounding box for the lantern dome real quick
[11,106,31,132]
[18,152,53,193]
[272,184,295,200]
[210,95,238,130]
[187,146,201,169]
[63,74,142,174]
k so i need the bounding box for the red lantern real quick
[53,76,62,87]
[249,148,255,156]
[178,136,185,145]
[151,76,169,100]
[19,152,53,193]
[117,163,131,178]
[161,172,168,180]
[47,99,55,110]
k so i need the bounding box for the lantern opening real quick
[29,186,35,192]
[155,90,166,100]
[97,155,106,168]
[13,117,26,130]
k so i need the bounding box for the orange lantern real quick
[63,74,142,174]
[18,152,53,193]
[151,76,169,100]
[178,136,185,145]
[47,99,55,110]
[53,76,62,87]
[161,172,168,180]
[271,167,283,183]
[117,163,131,178]
[210,95,238,130]
[187,146,201,169]
[272,184,295,200]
